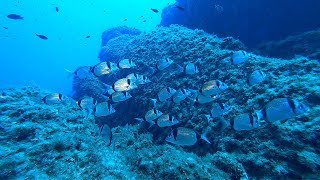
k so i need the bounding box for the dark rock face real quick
[161,0,320,47]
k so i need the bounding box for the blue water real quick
[0,0,174,94]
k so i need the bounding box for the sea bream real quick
[156,58,174,71]
[165,127,211,146]
[183,62,199,75]
[42,93,65,105]
[113,78,137,92]
[156,87,177,102]
[109,91,132,103]
[231,50,249,65]
[248,70,266,85]
[255,98,310,123]
[199,80,228,96]
[93,102,116,117]
[100,124,113,146]
[117,59,136,69]
[194,94,219,104]
[204,103,230,122]
[126,73,151,85]
[231,113,261,131]
[155,114,179,127]
[135,109,163,127]
[91,61,119,77]
[65,66,92,79]
[172,88,192,104]
[77,97,96,118]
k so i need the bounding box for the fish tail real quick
[203,114,213,122]
[200,129,211,144]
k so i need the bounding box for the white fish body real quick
[157,87,176,102]
[94,102,116,117]
[126,73,151,85]
[231,50,249,65]
[232,113,260,131]
[144,109,163,123]
[184,63,199,75]
[156,58,173,71]
[42,93,64,105]
[118,59,136,69]
[113,78,137,92]
[111,91,132,103]
[200,80,228,96]
[172,89,191,104]
[248,70,266,85]
[195,94,218,104]
[156,114,179,127]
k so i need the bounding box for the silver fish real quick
[91,61,119,77]
[204,103,230,122]
[100,124,113,146]
[156,58,173,71]
[156,87,176,102]
[93,102,116,117]
[165,127,211,146]
[135,109,163,126]
[113,78,138,92]
[110,91,132,103]
[231,50,249,65]
[200,80,228,96]
[66,66,92,79]
[195,94,219,104]
[126,73,151,85]
[248,70,266,85]
[156,114,179,127]
[255,98,310,123]
[172,89,192,104]
[184,62,199,75]
[117,59,136,69]
[77,97,96,118]
[42,93,64,105]
[231,113,260,131]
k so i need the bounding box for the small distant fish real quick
[142,20,146,23]
[91,61,119,77]
[248,70,266,85]
[77,97,96,118]
[135,109,163,127]
[7,14,23,20]
[200,80,228,96]
[255,98,310,124]
[110,91,132,103]
[194,94,219,104]
[55,6,59,12]
[231,113,260,131]
[93,102,116,117]
[151,8,159,13]
[126,73,151,85]
[175,5,185,11]
[172,88,192,104]
[35,34,48,40]
[204,103,230,122]
[183,62,199,75]
[3,27,8,30]
[156,58,174,71]
[124,18,127,21]
[86,35,91,38]
[113,78,137,92]
[231,50,249,65]
[117,59,136,69]
[65,66,92,79]
[42,93,64,105]
[100,124,113,146]
[165,127,211,146]
[155,114,179,127]
[155,87,177,102]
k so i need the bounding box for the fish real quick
[156,87,177,102]
[113,78,138,92]
[155,114,179,127]
[165,127,211,146]
[77,97,96,118]
[172,88,192,104]
[156,58,174,71]
[93,102,116,117]
[255,98,310,123]
[151,8,159,13]
[91,61,119,77]
[135,109,163,127]
[230,113,260,131]
[178,62,199,75]
[103,84,116,96]
[199,80,228,96]
[86,35,91,38]
[194,94,219,104]
[3,27,8,30]
[126,73,151,85]
[204,103,230,122]
[55,7,59,12]
[231,50,249,65]
[117,59,136,69]
[100,124,113,146]
[65,66,92,79]
[42,93,64,105]
[124,18,127,21]
[110,91,132,103]
[143,20,146,23]
[175,5,185,11]
[35,34,48,40]
[248,70,266,85]
[7,14,23,20]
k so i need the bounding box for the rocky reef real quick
[258,29,320,60]
[2,25,320,178]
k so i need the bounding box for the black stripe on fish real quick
[107,61,111,69]
[127,78,131,85]
[230,119,234,127]
[181,89,186,94]
[166,87,171,93]
[42,96,47,103]
[241,50,246,56]
[249,114,254,127]
[58,93,62,100]
[258,70,263,76]
[287,98,296,114]
[173,128,178,140]
[77,100,82,108]
[93,106,97,113]
[169,115,173,122]
[216,80,220,89]
[218,103,225,110]
[90,65,99,77]
[153,108,157,115]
